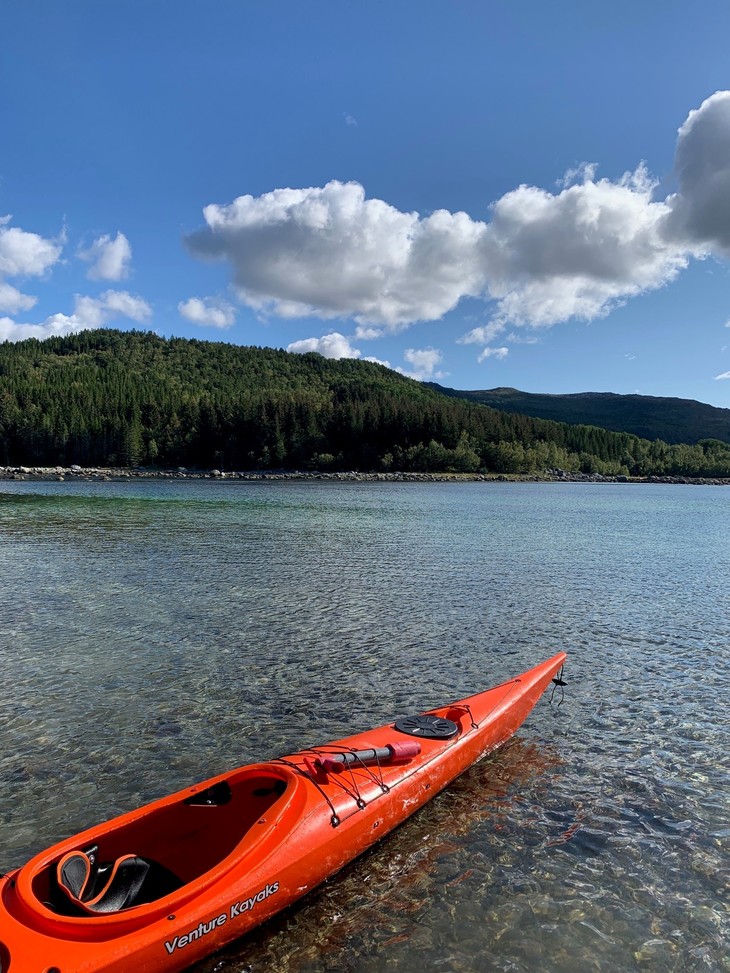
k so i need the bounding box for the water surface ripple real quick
[0,480,727,972]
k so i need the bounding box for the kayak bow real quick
[0,652,566,973]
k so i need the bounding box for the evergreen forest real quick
[1,329,730,477]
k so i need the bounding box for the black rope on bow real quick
[462,703,479,730]
[344,746,391,794]
[332,751,384,799]
[338,748,387,800]
[307,744,391,794]
[550,664,567,707]
[305,748,369,806]
[271,757,342,827]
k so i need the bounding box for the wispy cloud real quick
[505,331,539,345]
[555,161,598,189]
[714,371,730,380]
[459,322,506,346]
[460,323,511,361]
[478,346,509,362]
[78,231,132,281]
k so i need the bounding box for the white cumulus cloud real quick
[185,181,487,328]
[714,371,730,381]
[287,332,361,359]
[178,296,236,329]
[0,217,63,277]
[664,91,730,256]
[78,232,132,281]
[0,290,152,343]
[184,172,685,339]
[479,164,687,328]
[183,91,730,361]
[0,217,63,315]
[0,281,38,314]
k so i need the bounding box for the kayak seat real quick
[54,848,182,915]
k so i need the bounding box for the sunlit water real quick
[0,480,727,972]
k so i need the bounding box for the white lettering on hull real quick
[163,881,280,955]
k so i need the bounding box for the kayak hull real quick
[0,652,566,973]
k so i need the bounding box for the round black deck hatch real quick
[393,714,459,739]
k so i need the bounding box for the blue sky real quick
[2,1,730,406]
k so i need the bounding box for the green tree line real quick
[1,329,729,477]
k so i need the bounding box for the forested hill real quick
[430,385,730,446]
[2,329,730,477]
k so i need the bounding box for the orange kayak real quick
[0,652,566,973]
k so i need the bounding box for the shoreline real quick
[2,465,730,486]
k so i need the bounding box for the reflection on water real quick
[0,480,728,972]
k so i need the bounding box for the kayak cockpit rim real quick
[13,763,305,932]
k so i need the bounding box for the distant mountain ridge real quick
[429,385,730,446]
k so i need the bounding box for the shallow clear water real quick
[0,480,727,972]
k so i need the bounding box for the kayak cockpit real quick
[17,765,300,928]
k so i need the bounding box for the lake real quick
[0,479,727,972]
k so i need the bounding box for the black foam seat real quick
[57,849,151,914]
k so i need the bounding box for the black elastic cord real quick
[272,757,342,827]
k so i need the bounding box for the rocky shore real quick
[1,465,730,485]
